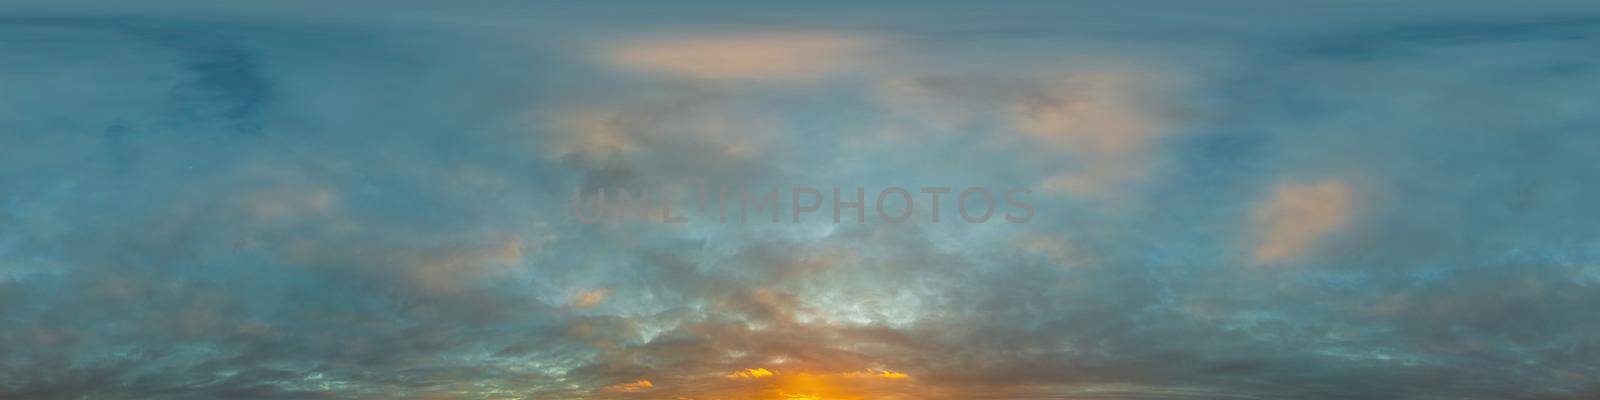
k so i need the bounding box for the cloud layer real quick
[3,2,1600,400]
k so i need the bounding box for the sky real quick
[3,1,1600,399]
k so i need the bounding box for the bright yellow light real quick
[726,367,776,379]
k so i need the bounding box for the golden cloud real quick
[765,370,914,400]
[841,369,910,380]
[599,380,654,393]
[727,367,776,379]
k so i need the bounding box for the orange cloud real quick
[727,367,776,379]
[1252,180,1356,264]
[607,33,877,81]
[1018,70,1171,198]
[842,369,910,380]
[1013,71,1162,157]
[572,288,609,308]
[876,371,909,380]
[761,370,915,400]
[600,380,654,393]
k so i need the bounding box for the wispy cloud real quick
[1252,179,1356,265]
[606,32,879,81]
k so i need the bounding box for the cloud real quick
[4,6,1600,400]
[606,32,878,81]
[726,367,776,379]
[599,379,654,393]
[843,369,910,379]
[1018,70,1176,198]
[1251,180,1356,265]
[1012,71,1165,157]
[572,288,609,308]
[871,68,1179,198]
[554,109,644,161]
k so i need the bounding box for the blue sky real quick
[2,1,1600,399]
